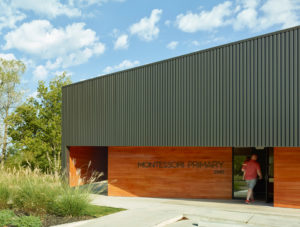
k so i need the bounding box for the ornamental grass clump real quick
[0,164,92,217]
[0,185,10,209]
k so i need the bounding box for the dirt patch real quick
[10,210,95,227]
[42,214,94,227]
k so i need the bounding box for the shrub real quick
[0,209,16,226]
[0,185,10,209]
[11,215,42,227]
[0,164,92,217]
[14,181,59,214]
[50,187,90,216]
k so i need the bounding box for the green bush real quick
[14,181,59,214]
[0,209,16,226]
[50,188,90,216]
[0,185,10,209]
[0,165,92,217]
[11,215,42,227]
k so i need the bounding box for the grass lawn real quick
[41,205,124,227]
[84,204,124,218]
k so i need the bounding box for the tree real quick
[0,58,25,163]
[6,73,71,172]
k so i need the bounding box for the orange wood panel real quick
[69,146,107,187]
[108,147,232,199]
[274,147,300,209]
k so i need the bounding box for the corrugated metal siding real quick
[62,26,300,167]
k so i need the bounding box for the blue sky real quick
[0,0,300,98]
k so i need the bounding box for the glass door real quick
[233,148,252,199]
[233,147,274,203]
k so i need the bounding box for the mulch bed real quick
[42,214,93,227]
[11,210,95,227]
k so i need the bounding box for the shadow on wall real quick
[69,146,108,187]
[78,180,108,195]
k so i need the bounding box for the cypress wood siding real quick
[108,147,232,198]
[274,147,300,208]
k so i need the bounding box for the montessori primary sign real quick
[137,161,224,169]
[137,161,226,174]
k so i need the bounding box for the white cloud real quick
[0,53,16,60]
[103,60,140,74]
[54,70,72,77]
[165,20,171,26]
[0,0,81,32]
[33,65,48,81]
[0,0,126,32]
[69,0,125,7]
[3,20,105,68]
[29,91,39,99]
[46,58,63,70]
[166,41,179,50]
[233,0,300,31]
[175,0,300,33]
[233,0,259,30]
[114,34,129,50]
[259,0,300,29]
[0,1,26,32]
[11,0,81,18]
[20,58,36,69]
[130,9,163,41]
[176,1,232,32]
[191,40,200,46]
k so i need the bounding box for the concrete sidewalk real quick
[54,195,300,227]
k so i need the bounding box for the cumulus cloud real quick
[176,1,232,32]
[69,0,125,7]
[166,41,178,50]
[232,0,300,31]
[258,0,300,30]
[0,53,16,60]
[130,9,162,41]
[45,58,63,70]
[103,60,140,74]
[0,0,126,32]
[175,0,300,33]
[3,20,105,68]
[0,0,82,32]
[233,0,259,30]
[114,34,129,50]
[33,65,48,81]
[0,1,26,32]
[11,0,81,18]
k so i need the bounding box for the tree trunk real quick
[1,108,9,162]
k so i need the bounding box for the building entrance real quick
[233,147,273,203]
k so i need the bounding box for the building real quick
[62,25,300,209]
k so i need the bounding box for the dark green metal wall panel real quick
[62,26,300,168]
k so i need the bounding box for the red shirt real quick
[241,160,248,172]
[244,160,261,180]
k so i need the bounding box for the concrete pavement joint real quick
[245,214,254,224]
[153,215,184,227]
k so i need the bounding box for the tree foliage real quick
[0,58,25,162]
[6,73,71,172]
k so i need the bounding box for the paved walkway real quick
[54,195,300,227]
